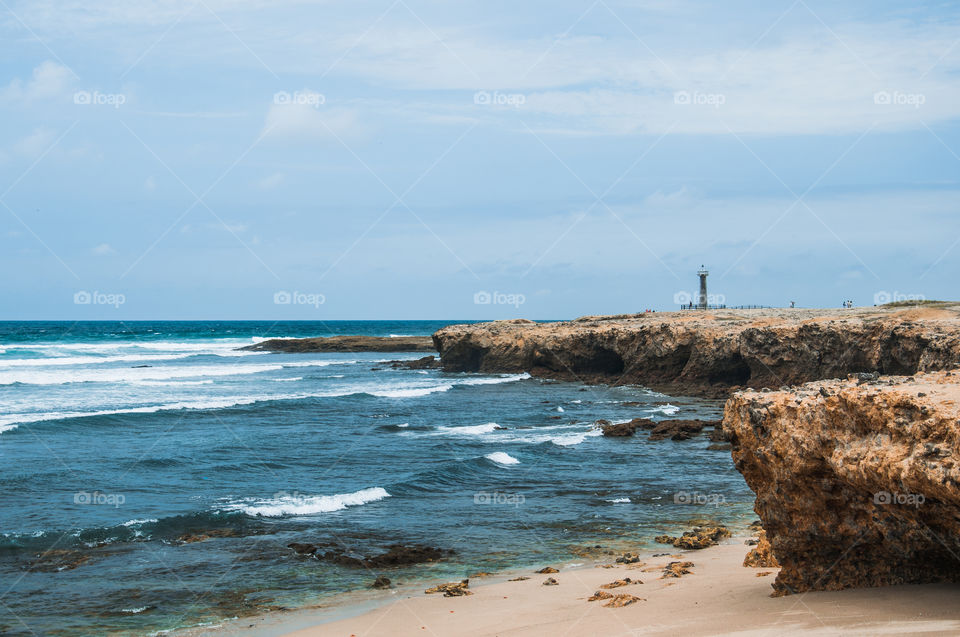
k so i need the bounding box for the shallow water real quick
[0,321,755,635]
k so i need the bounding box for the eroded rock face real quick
[433,307,960,396]
[724,371,960,595]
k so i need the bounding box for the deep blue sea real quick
[0,321,754,635]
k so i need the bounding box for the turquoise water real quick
[0,321,754,635]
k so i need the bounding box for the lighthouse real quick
[697,265,709,309]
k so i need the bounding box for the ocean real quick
[0,321,755,635]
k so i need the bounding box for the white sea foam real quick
[0,361,342,386]
[556,406,565,412]
[436,422,500,436]
[132,380,214,387]
[458,373,530,386]
[121,607,151,614]
[485,451,520,465]
[121,518,158,527]
[649,404,680,415]
[273,377,302,382]
[225,487,390,517]
[545,428,603,447]
[606,497,631,503]
[0,340,254,355]
[281,360,357,368]
[369,384,454,398]
[429,420,602,447]
[498,424,603,447]
[0,394,310,428]
[396,423,409,428]
[366,373,528,399]
[0,353,196,368]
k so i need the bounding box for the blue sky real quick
[1,0,958,319]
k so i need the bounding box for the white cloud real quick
[92,243,116,255]
[1,61,74,103]
[262,103,365,142]
[4,5,959,138]
[13,127,58,158]
[644,186,694,208]
[257,172,284,189]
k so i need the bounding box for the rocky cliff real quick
[433,306,960,397]
[724,370,960,594]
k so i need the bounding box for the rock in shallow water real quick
[371,575,391,589]
[655,526,730,550]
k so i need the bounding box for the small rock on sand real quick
[424,579,471,597]
[661,561,694,578]
[600,577,641,589]
[603,594,645,607]
[588,591,614,601]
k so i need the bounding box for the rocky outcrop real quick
[288,543,453,568]
[425,579,471,596]
[724,370,960,595]
[648,419,721,441]
[242,335,435,353]
[599,418,722,440]
[598,418,654,436]
[385,356,441,369]
[655,526,730,550]
[432,306,960,396]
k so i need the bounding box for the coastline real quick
[198,306,960,637]
[190,535,960,636]
[8,312,959,635]
[173,517,759,636]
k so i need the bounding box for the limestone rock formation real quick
[725,371,960,595]
[433,306,960,396]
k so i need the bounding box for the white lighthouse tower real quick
[697,265,709,309]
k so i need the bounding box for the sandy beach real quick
[208,537,960,637]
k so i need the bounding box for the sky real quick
[0,0,958,320]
